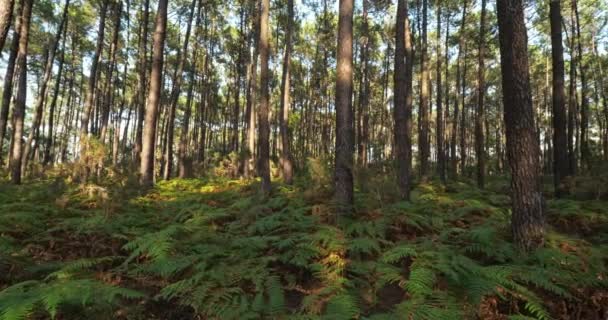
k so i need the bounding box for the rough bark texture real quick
[279,0,294,184]
[394,0,413,200]
[475,0,487,188]
[139,0,168,186]
[334,0,354,209]
[9,0,33,184]
[0,0,14,50]
[258,0,271,195]
[550,0,569,197]
[496,0,544,251]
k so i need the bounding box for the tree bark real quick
[257,0,272,195]
[334,0,354,209]
[279,0,294,184]
[436,2,445,182]
[550,0,569,197]
[163,0,197,180]
[496,0,544,251]
[0,3,21,165]
[450,1,467,178]
[475,0,487,188]
[80,0,108,156]
[356,0,370,168]
[9,0,33,184]
[43,22,69,165]
[394,0,413,200]
[419,0,430,178]
[0,0,14,51]
[139,0,168,186]
[23,0,69,171]
[572,0,589,168]
[134,0,150,165]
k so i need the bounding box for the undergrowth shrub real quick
[0,175,606,319]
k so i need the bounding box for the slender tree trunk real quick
[134,0,150,165]
[23,0,69,170]
[394,0,413,200]
[9,0,33,184]
[334,0,355,209]
[475,0,487,188]
[436,2,445,182]
[0,3,22,165]
[43,24,69,165]
[279,0,294,184]
[0,0,14,51]
[139,0,168,186]
[419,0,430,178]
[572,0,589,168]
[450,1,467,178]
[356,0,370,168]
[243,4,259,178]
[550,0,569,197]
[567,6,577,175]
[496,0,544,251]
[99,1,121,147]
[80,0,108,160]
[257,0,272,195]
[163,0,196,180]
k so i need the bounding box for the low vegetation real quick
[1,164,606,320]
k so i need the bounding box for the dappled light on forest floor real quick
[0,174,606,319]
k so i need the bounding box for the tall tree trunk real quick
[436,1,445,182]
[242,2,259,178]
[0,0,14,50]
[496,0,544,251]
[356,0,370,168]
[279,0,294,184]
[80,0,108,156]
[567,6,577,175]
[23,0,69,171]
[139,0,168,186]
[419,0,430,178]
[0,3,22,165]
[394,0,413,200]
[43,23,69,165]
[99,1,121,147]
[475,0,487,188]
[450,1,467,178]
[9,0,33,184]
[573,0,589,168]
[334,0,354,209]
[163,0,197,180]
[257,0,271,195]
[550,0,569,197]
[134,0,150,165]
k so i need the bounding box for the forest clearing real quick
[0,0,607,318]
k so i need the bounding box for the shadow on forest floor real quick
[0,169,607,320]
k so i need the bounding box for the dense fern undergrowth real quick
[0,164,607,320]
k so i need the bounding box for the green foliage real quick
[0,176,606,319]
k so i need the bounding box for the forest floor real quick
[0,165,607,320]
